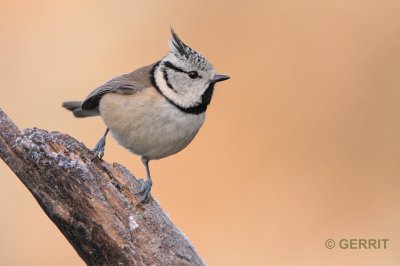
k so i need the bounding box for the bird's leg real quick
[91,128,109,161]
[135,157,153,203]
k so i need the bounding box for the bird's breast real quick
[99,87,205,159]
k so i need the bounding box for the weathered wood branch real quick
[0,108,204,266]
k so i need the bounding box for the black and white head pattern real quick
[152,29,217,114]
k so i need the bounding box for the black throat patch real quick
[150,61,214,115]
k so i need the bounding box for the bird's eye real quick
[188,71,198,79]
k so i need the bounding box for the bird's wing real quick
[81,62,157,110]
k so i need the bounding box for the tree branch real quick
[0,108,204,266]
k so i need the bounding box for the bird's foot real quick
[91,128,109,161]
[135,179,152,203]
[91,141,105,161]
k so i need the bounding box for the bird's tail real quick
[62,101,100,118]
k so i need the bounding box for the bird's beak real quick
[211,74,230,83]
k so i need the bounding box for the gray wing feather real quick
[81,63,156,110]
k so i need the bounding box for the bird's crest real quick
[169,28,212,71]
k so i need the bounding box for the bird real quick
[62,29,230,203]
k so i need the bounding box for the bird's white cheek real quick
[155,69,176,100]
[155,67,203,108]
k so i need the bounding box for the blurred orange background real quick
[1,1,400,265]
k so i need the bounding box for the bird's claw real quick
[135,179,152,203]
[91,145,105,161]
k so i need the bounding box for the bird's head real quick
[152,29,229,114]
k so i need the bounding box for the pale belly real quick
[99,87,205,160]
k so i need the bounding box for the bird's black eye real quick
[188,71,198,79]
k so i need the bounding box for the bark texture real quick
[0,108,204,266]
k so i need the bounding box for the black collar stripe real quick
[150,61,214,115]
